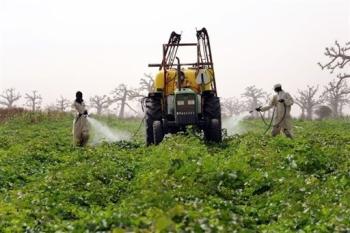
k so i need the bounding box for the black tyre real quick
[207,119,222,142]
[203,95,221,119]
[153,120,164,145]
[145,97,162,146]
[203,95,222,142]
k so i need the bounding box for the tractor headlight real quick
[187,99,195,105]
[177,100,185,105]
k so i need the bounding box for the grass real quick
[0,112,349,232]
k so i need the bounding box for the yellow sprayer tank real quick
[154,68,214,95]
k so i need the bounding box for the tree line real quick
[221,40,350,120]
[0,74,154,118]
[1,41,349,119]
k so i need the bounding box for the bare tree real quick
[221,97,245,117]
[241,85,266,118]
[319,41,350,80]
[89,95,112,115]
[111,84,142,118]
[0,88,21,108]
[56,96,70,112]
[139,73,154,95]
[294,85,322,120]
[25,90,42,111]
[322,79,350,117]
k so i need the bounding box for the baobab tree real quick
[56,96,70,112]
[0,88,21,108]
[241,85,266,118]
[25,90,42,112]
[294,85,322,120]
[319,41,350,117]
[139,73,154,95]
[322,79,350,117]
[221,97,245,116]
[319,41,350,80]
[89,95,112,115]
[111,84,141,118]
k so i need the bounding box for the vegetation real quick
[0,112,349,232]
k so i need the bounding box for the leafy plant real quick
[0,113,349,232]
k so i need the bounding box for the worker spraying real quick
[256,84,294,138]
[72,91,89,146]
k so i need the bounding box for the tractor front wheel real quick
[145,97,162,146]
[207,118,222,142]
[203,94,222,143]
[153,120,164,145]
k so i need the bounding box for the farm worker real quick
[256,84,294,138]
[72,91,89,146]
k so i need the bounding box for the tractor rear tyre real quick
[207,119,222,142]
[203,95,222,142]
[153,120,164,145]
[145,97,162,146]
[203,95,221,119]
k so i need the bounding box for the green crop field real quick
[0,113,349,232]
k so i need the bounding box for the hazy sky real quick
[1,0,350,109]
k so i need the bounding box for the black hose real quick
[131,116,146,139]
[259,102,287,135]
[260,108,275,135]
[130,97,148,139]
[274,102,287,128]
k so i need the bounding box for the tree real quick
[56,96,70,112]
[89,95,112,115]
[139,73,154,95]
[319,41,350,80]
[314,105,332,120]
[322,79,350,117]
[294,85,322,120]
[25,90,42,111]
[221,97,245,117]
[111,84,141,118]
[319,41,350,116]
[0,88,21,108]
[241,85,266,118]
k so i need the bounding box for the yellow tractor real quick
[145,28,221,145]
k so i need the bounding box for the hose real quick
[131,116,146,139]
[259,108,275,135]
[131,96,148,139]
[258,102,287,135]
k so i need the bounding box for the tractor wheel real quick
[208,119,222,142]
[145,97,162,146]
[153,120,164,145]
[203,95,222,142]
[203,128,211,142]
[203,95,221,119]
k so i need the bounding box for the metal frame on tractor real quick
[149,28,218,97]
